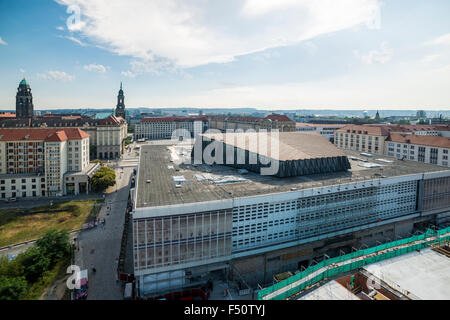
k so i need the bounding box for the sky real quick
[0,0,450,111]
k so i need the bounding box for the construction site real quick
[258,227,450,300]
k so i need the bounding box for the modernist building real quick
[208,114,295,132]
[130,139,450,297]
[134,116,209,140]
[195,132,351,177]
[0,128,98,199]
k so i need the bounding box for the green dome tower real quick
[16,77,34,118]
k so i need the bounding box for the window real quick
[418,147,426,163]
[430,148,438,165]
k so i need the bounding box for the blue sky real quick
[0,0,450,111]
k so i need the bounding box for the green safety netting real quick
[257,227,450,300]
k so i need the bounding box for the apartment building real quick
[334,125,390,155]
[0,128,95,199]
[334,124,450,167]
[134,116,209,140]
[386,134,450,167]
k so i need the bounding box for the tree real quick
[0,256,24,278]
[17,247,50,283]
[36,229,71,263]
[0,276,28,300]
[92,159,104,166]
[91,166,116,192]
[124,136,132,146]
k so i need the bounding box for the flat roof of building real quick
[298,280,360,300]
[364,248,450,300]
[135,141,449,208]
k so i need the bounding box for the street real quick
[74,154,137,300]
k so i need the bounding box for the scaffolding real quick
[430,239,450,258]
[257,226,450,300]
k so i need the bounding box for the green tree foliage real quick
[36,229,71,263]
[124,136,132,146]
[0,276,28,300]
[92,159,104,166]
[17,247,51,283]
[91,166,116,192]
[0,256,24,277]
[0,230,73,300]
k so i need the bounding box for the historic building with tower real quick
[115,82,126,119]
[1,79,127,160]
[16,78,34,118]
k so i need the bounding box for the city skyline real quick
[1,0,450,110]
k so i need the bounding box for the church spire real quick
[115,82,126,118]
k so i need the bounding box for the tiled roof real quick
[0,112,16,118]
[0,128,89,142]
[337,124,450,136]
[97,114,126,125]
[265,114,292,122]
[336,125,392,136]
[45,130,68,142]
[387,133,450,149]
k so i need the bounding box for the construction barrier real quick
[257,227,450,300]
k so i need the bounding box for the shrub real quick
[0,276,28,300]
[17,247,51,283]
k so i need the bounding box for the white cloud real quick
[36,71,75,82]
[121,71,136,78]
[63,35,87,47]
[420,54,440,64]
[251,51,280,62]
[355,42,393,65]
[56,26,65,31]
[424,33,450,46]
[54,0,381,68]
[0,37,7,46]
[83,63,107,73]
[20,69,25,73]
[151,65,450,108]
